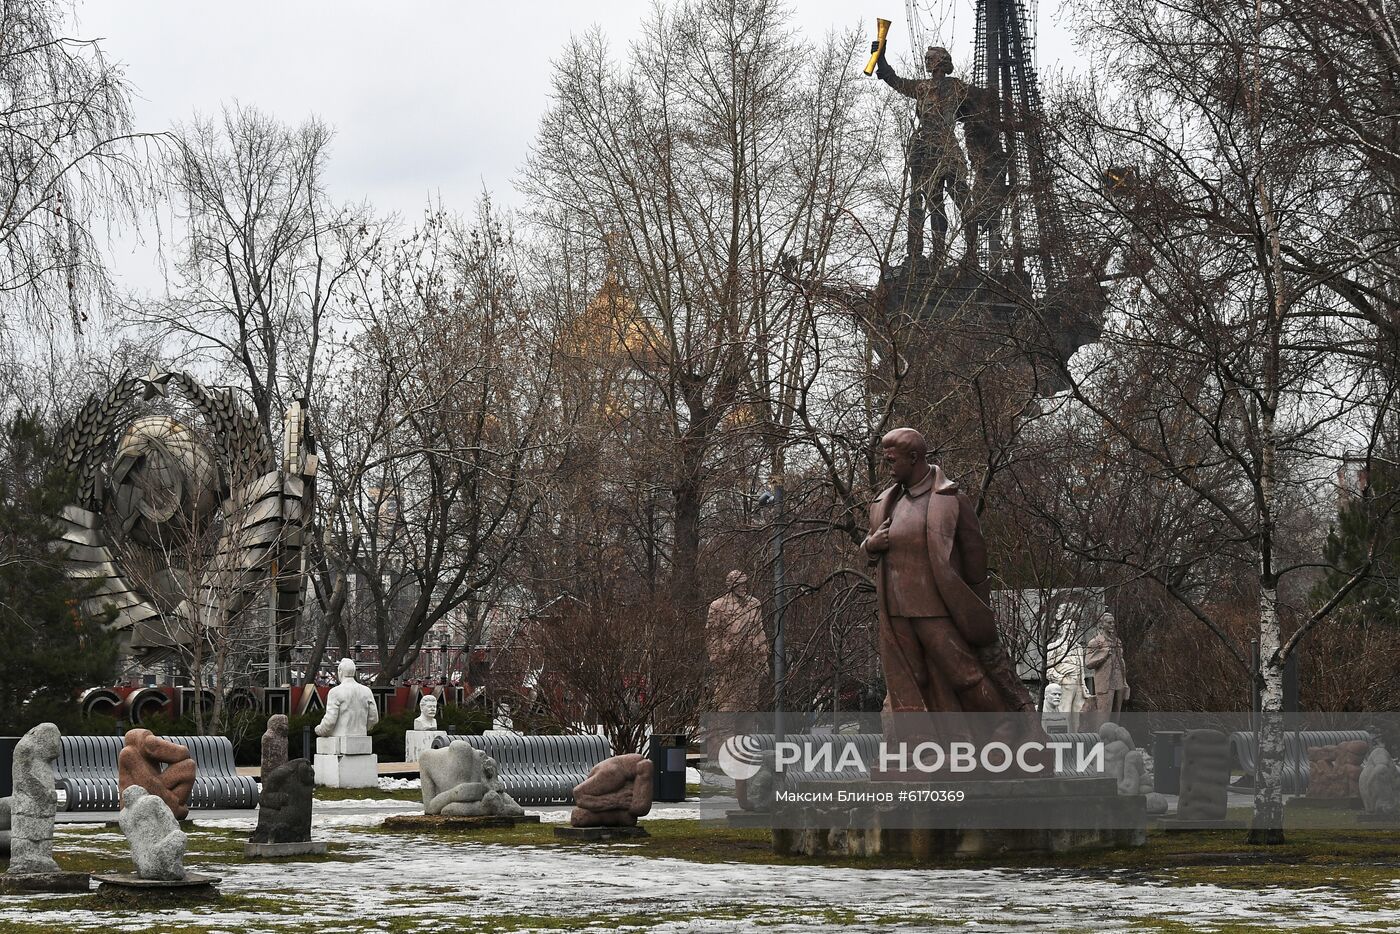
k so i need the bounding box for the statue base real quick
[381,813,540,831]
[0,870,91,893]
[314,734,377,786]
[554,825,648,841]
[725,809,772,829]
[772,777,1145,859]
[94,871,220,898]
[244,840,328,857]
[404,730,447,762]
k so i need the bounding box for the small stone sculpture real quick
[414,695,439,731]
[1307,740,1368,799]
[261,714,289,775]
[117,786,187,881]
[250,759,315,844]
[0,795,10,855]
[743,751,778,811]
[1177,729,1230,822]
[570,754,655,828]
[118,729,196,820]
[1360,744,1400,817]
[8,723,61,875]
[419,740,524,817]
[1098,721,1134,788]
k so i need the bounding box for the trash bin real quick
[0,736,20,797]
[648,733,688,802]
[1152,731,1184,795]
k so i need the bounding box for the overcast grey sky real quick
[72,0,1078,294]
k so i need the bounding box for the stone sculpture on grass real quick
[117,786,187,881]
[250,758,316,845]
[7,723,61,875]
[419,741,524,818]
[570,754,654,828]
[261,714,289,775]
[1360,743,1400,817]
[118,729,196,820]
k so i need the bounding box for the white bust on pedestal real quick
[1040,683,1069,733]
[405,695,448,762]
[313,658,380,787]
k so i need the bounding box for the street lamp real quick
[757,474,787,745]
[441,632,451,686]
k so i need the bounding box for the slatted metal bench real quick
[56,734,259,811]
[459,733,612,803]
[1228,729,1372,795]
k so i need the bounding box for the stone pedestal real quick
[244,840,328,857]
[381,813,541,831]
[404,730,447,763]
[0,871,90,893]
[313,736,378,788]
[93,871,220,898]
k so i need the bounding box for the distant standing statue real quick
[317,658,379,739]
[118,729,196,821]
[414,694,439,731]
[873,43,974,263]
[8,723,61,875]
[862,429,1038,735]
[1080,612,1129,732]
[706,570,770,712]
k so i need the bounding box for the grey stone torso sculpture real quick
[8,723,61,875]
[1177,729,1230,821]
[262,714,289,775]
[117,786,187,881]
[570,754,655,828]
[1360,744,1400,816]
[419,741,524,818]
[317,658,379,739]
[251,759,315,844]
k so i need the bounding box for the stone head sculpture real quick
[1043,683,1064,711]
[726,570,749,598]
[337,657,357,683]
[268,714,288,737]
[416,694,439,730]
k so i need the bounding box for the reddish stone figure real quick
[118,729,196,820]
[1307,740,1369,799]
[570,754,654,828]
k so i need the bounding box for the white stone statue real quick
[316,658,379,739]
[1041,683,1063,711]
[1040,683,1069,733]
[1361,743,1400,816]
[414,694,439,731]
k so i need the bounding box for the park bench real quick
[1228,729,1372,795]
[458,732,612,803]
[55,734,260,811]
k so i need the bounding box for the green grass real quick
[312,785,421,802]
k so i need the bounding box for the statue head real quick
[123,727,153,749]
[924,46,953,76]
[1098,611,1118,640]
[1043,683,1063,710]
[25,722,61,758]
[880,428,930,487]
[267,714,288,736]
[726,570,750,599]
[420,694,438,717]
[336,657,357,684]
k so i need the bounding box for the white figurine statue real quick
[316,658,379,739]
[414,694,439,731]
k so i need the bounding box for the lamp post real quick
[758,474,787,745]
[441,632,451,686]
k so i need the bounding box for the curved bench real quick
[1229,730,1372,794]
[56,734,259,811]
[459,732,612,803]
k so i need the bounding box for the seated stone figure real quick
[251,758,315,844]
[117,786,187,881]
[419,741,524,817]
[118,729,196,820]
[570,753,654,828]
